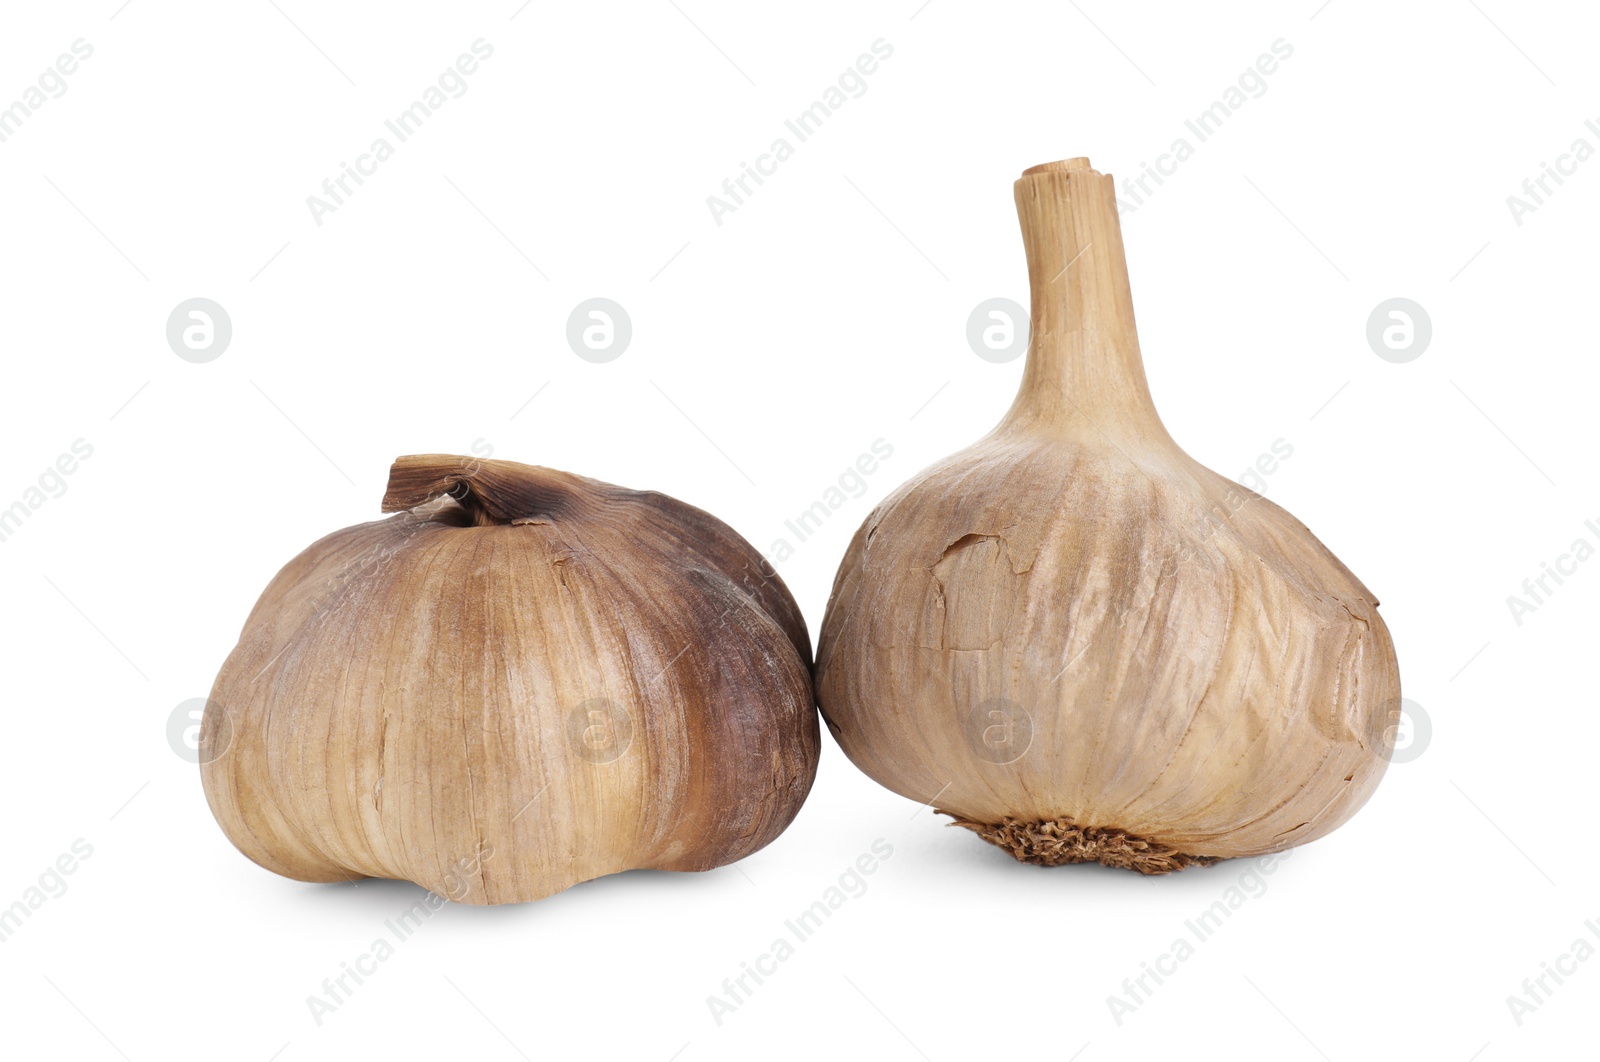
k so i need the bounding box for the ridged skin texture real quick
[817,434,1398,859]
[816,160,1399,864]
[201,458,818,903]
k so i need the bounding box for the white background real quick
[1,1,1595,1058]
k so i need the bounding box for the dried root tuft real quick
[944,814,1219,875]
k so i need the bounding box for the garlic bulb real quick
[201,455,818,902]
[816,158,1399,873]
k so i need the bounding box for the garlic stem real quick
[1005,161,1172,449]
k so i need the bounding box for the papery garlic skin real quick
[816,159,1399,872]
[201,456,817,903]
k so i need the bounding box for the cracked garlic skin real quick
[201,455,818,903]
[816,159,1400,873]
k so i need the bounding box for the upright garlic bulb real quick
[816,158,1400,873]
[201,455,818,902]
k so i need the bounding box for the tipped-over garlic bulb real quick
[816,158,1400,874]
[201,455,818,903]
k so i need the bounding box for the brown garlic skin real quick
[816,159,1400,873]
[201,455,818,903]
